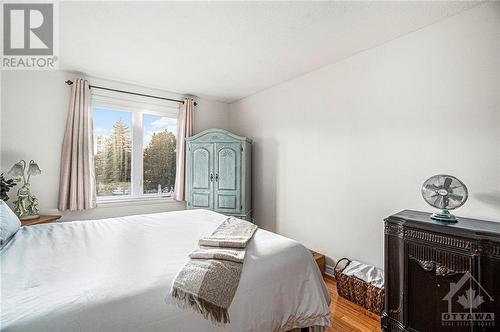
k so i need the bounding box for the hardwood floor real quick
[324,277,382,332]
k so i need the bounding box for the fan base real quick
[431,210,457,223]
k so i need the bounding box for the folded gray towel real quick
[189,247,246,263]
[198,217,257,248]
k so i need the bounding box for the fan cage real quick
[421,174,468,211]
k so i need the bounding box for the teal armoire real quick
[186,128,252,221]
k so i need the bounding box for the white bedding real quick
[1,209,330,332]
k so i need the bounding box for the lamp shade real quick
[27,160,41,176]
[8,161,24,178]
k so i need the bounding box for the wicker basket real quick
[333,258,384,315]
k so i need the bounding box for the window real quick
[142,114,177,195]
[94,108,132,197]
[92,97,177,201]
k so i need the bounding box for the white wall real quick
[228,3,500,268]
[0,70,230,220]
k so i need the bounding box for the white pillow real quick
[0,200,21,249]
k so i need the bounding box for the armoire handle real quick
[210,173,214,182]
[215,174,219,182]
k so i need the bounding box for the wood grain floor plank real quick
[323,277,381,332]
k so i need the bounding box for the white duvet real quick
[1,209,330,332]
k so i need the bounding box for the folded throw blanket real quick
[170,217,257,325]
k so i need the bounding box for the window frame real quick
[91,95,179,203]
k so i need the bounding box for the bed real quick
[1,209,331,332]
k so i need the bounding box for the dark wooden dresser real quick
[383,210,500,332]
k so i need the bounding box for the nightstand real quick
[311,250,326,275]
[21,215,62,227]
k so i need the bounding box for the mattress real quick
[1,209,330,332]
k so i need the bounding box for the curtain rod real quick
[64,80,197,106]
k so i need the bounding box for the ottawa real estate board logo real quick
[2,2,58,69]
[442,272,495,328]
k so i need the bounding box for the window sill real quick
[96,195,180,207]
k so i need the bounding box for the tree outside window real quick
[93,107,177,199]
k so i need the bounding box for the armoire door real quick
[189,143,214,209]
[214,142,241,214]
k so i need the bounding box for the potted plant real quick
[0,173,17,201]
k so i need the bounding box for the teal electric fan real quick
[421,175,468,223]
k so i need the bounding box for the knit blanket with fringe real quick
[170,217,257,325]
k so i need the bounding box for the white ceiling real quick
[60,1,478,103]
